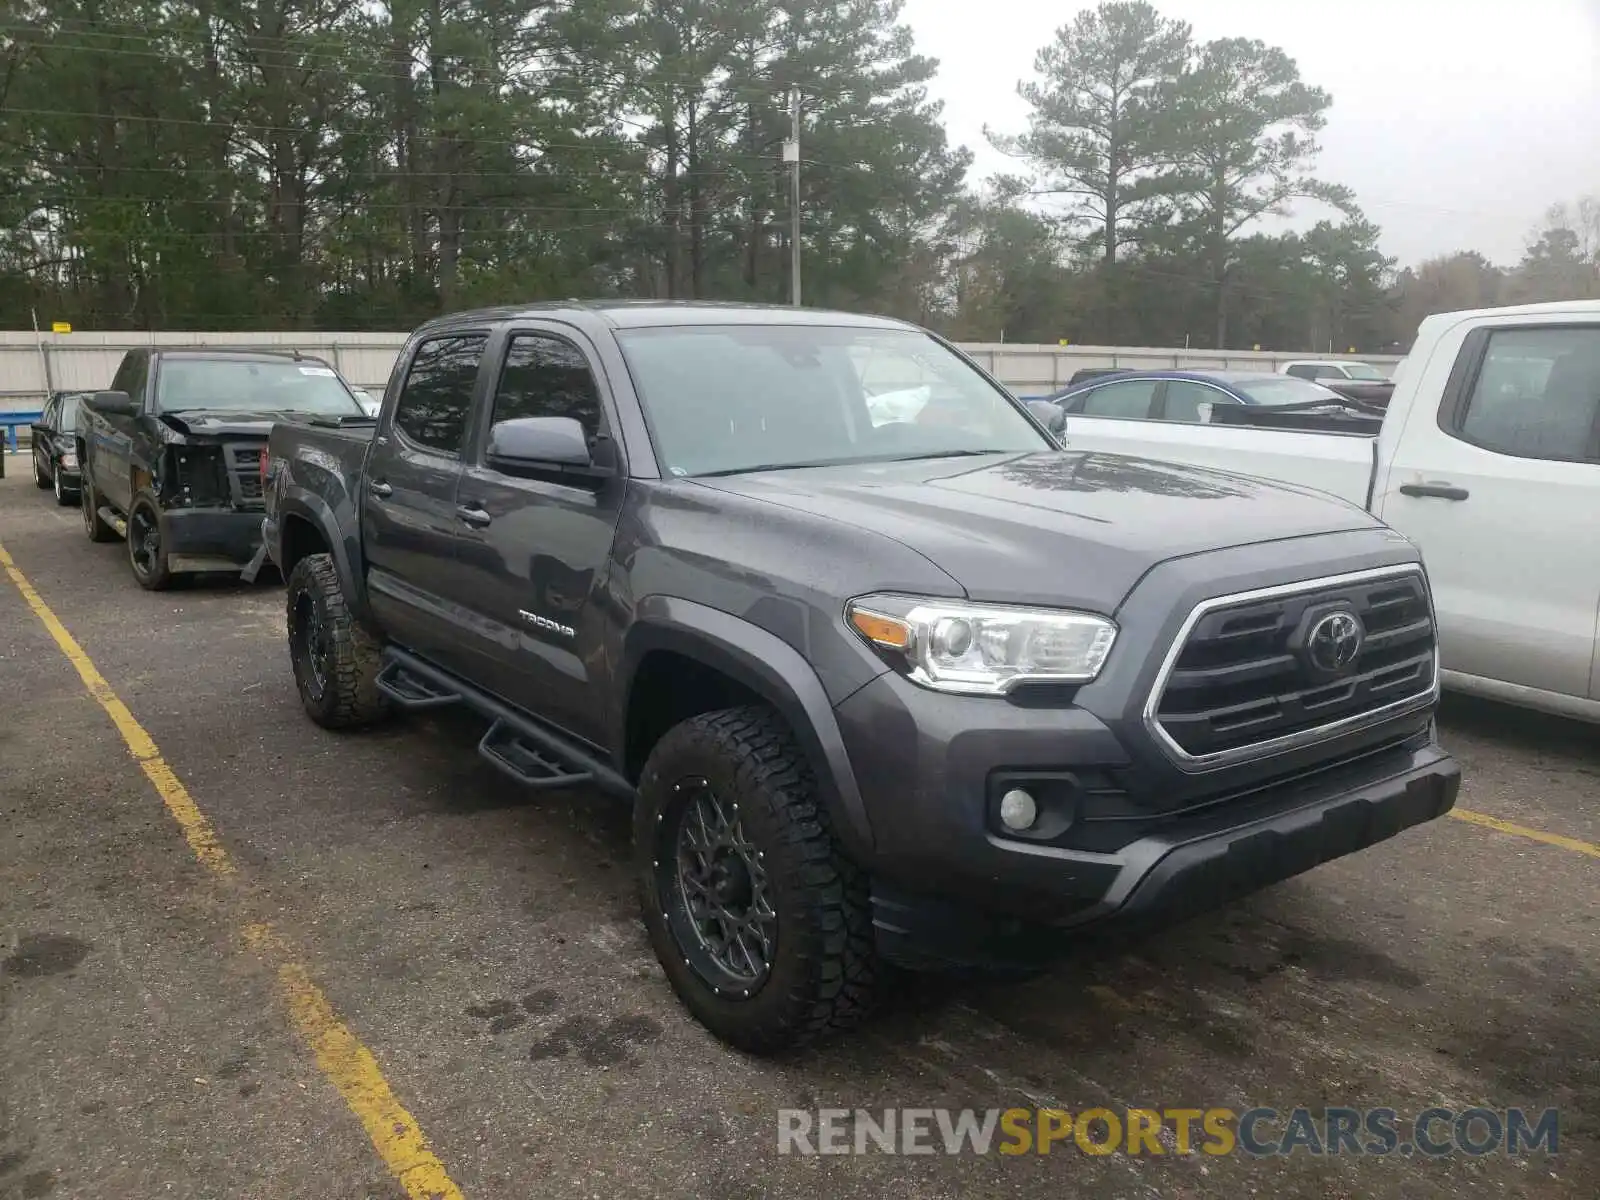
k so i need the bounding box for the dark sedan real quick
[30,390,89,505]
[1043,369,1358,425]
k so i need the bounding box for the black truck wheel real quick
[81,478,118,542]
[635,706,879,1054]
[127,493,176,590]
[34,454,50,489]
[285,552,389,729]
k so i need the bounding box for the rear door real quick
[1376,321,1600,700]
[451,325,626,742]
[362,330,490,670]
[32,395,59,476]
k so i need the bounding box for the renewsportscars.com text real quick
[776,1106,1560,1157]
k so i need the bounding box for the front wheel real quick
[127,493,176,590]
[34,454,50,489]
[285,553,390,729]
[53,467,74,506]
[635,706,880,1054]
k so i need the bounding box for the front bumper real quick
[861,723,1457,971]
[55,466,82,492]
[830,534,1458,972]
[161,506,265,572]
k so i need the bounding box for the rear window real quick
[58,395,81,431]
[155,358,364,416]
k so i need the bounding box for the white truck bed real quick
[1057,414,1378,507]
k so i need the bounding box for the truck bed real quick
[264,416,375,506]
[1059,414,1378,507]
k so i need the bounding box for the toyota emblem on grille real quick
[1306,610,1364,674]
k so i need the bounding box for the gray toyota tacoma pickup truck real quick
[262,301,1460,1053]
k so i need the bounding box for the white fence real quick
[0,329,1403,413]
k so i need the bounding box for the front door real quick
[452,325,626,743]
[362,330,490,672]
[1376,321,1600,701]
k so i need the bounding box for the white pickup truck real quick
[1040,300,1600,722]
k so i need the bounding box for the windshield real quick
[155,358,365,416]
[1340,363,1386,380]
[1232,375,1349,406]
[58,395,81,431]
[615,325,1049,477]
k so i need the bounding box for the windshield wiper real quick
[694,458,860,478]
[886,449,1020,462]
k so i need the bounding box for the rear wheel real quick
[285,552,389,729]
[127,494,176,591]
[81,478,117,542]
[635,706,879,1054]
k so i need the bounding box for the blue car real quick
[1043,369,1354,425]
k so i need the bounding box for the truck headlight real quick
[59,451,77,469]
[846,595,1117,694]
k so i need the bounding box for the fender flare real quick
[273,487,369,620]
[620,596,876,859]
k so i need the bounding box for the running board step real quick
[374,660,462,710]
[375,647,633,800]
[477,720,593,791]
[100,507,128,538]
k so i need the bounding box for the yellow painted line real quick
[0,539,466,1200]
[1450,807,1600,860]
[0,541,232,873]
[243,925,465,1200]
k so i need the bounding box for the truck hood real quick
[157,409,308,438]
[696,450,1379,611]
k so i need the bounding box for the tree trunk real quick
[662,118,683,299]
[688,105,703,297]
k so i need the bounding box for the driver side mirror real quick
[1025,399,1067,437]
[88,390,137,417]
[486,416,608,480]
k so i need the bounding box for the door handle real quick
[1398,482,1469,501]
[455,503,492,528]
[368,480,393,499]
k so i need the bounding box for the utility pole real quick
[784,88,801,306]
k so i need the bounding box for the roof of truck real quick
[131,346,336,365]
[415,300,921,334]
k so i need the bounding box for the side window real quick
[1077,379,1158,419]
[1285,365,1317,380]
[1164,381,1237,423]
[490,333,604,438]
[393,334,488,456]
[1456,327,1600,462]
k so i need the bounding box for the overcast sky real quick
[902,0,1600,267]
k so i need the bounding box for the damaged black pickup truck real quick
[76,348,370,589]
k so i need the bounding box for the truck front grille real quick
[224,445,265,505]
[1147,566,1437,768]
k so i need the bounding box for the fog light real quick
[998,788,1038,831]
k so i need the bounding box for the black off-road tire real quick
[127,492,176,591]
[81,478,118,542]
[285,552,390,730]
[635,705,879,1054]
